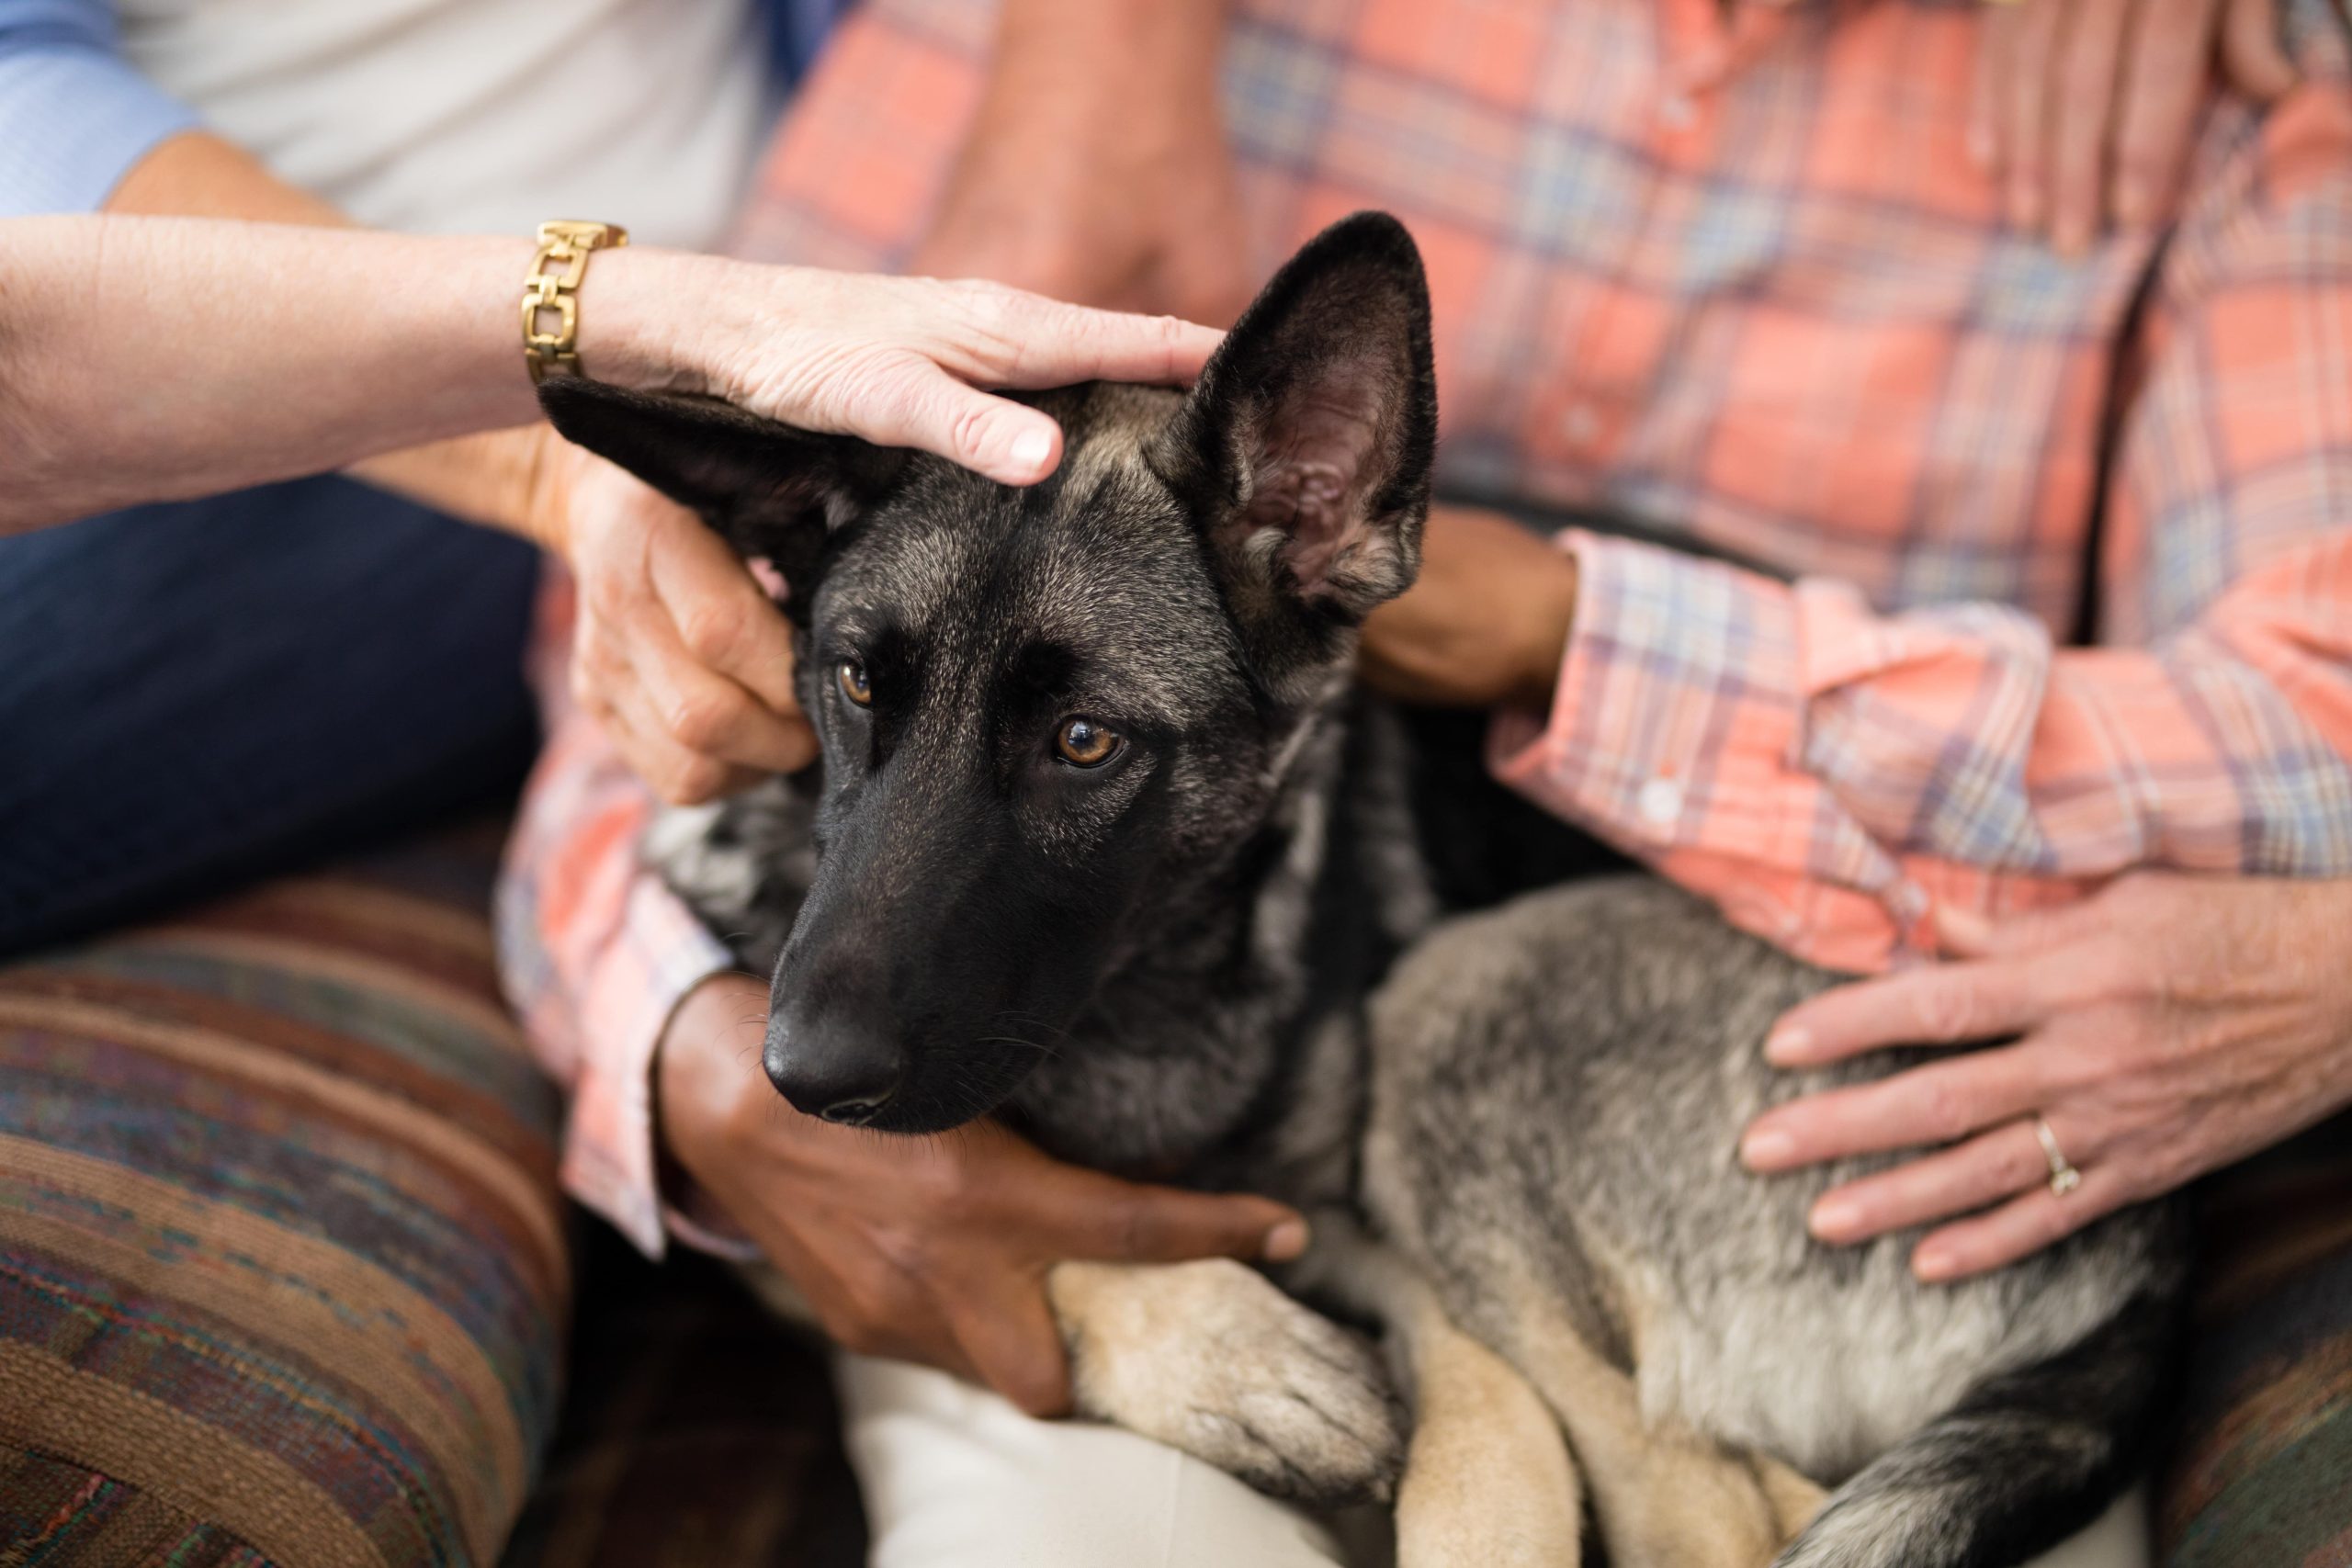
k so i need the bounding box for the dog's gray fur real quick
[541,213,2184,1568]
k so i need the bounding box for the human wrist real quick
[1511,546,1579,710]
[652,971,772,1175]
[566,245,736,399]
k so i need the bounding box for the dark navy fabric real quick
[0,479,541,953]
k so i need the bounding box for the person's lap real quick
[835,1351,2152,1568]
[0,475,539,956]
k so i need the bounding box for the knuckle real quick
[663,690,734,752]
[1914,1080,1970,1141]
[837,1274,922,1352]
[947,398,1000,464]
[678,601,746,667]
[1915,980,1979,1044]
[662,756,726,807]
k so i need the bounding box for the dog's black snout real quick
[763,1017,901,1126]
[815,1094,890,1126]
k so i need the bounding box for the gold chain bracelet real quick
[521,220,629,383]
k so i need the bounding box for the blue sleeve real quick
[0,0,200,215]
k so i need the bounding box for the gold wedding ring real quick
[2033,1116,2081,1197]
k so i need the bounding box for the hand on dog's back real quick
[655,973,1308,1416]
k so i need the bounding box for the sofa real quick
[0,818,2344,1565]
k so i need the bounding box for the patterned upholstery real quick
[501,1228,865,1568]
[0,826,569,1568]
[1,818,2345,1566]
[2159,1120,2352,1568]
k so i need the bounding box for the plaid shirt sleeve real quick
[1495,76,2352,975]
[494,574,735,1258]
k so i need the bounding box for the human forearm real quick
[992,0,1227,99]
[0,217,634,529]
[1484,528,2352,966]
[914,0,1244,319]
[99,130,561,536]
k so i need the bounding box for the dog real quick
[539,212,2186,1568]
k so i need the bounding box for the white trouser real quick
[835,1353,2149,1568]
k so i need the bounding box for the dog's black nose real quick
[763,1020,901,1126]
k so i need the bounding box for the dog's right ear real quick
[1150,210,1436,703]
[537,379,902,607]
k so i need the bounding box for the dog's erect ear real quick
[1152,211,1436,693]
[537,378,902,607]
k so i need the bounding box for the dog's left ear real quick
[1153,210,1436,694]
[537,378,902,613]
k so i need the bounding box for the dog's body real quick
[543,215,2185,1568]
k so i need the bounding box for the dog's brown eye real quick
[1055,716,1121,768]
[837,660,872,708]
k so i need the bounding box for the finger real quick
[1939,894,2112,963]
[1051,1171,1308,1266]
[1741,1045,2044,1171]
[2110,0,2223,228]
[2007,0,2068,232]
[1911,1163,2133,1280]
[1971,3,2018,172]
[1808,1119,2052,1245]
[1764,959,2046,1067]
[835,357,1068,484]
[645,511,808,726]
[2047,0,2134,254]
[623,608,813,776]
[951,1276,1073,1417]
[2220,0,2298,102]
[982,294,1226,389]
[600,662,760,805]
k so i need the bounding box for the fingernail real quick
[2053,219,2090,258]
[2008,190,2041,231]
[1740,1128,1797,1170]
[1810,1196,1860,1241]
[1965,126,1993,169]
[1262,1218,1310,1262]
[1914,1246,1958,1282]
[1764,1025,1812,1066]
[1009,427,1054,478]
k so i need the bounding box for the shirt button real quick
[1637,776,1684,828]
[1658,92,1698,131]
[1561,401,1601,446]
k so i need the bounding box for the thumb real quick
[1059,1171,1309,1267]
[910,374,1066,486]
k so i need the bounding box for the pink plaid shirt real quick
[499,0,2352,1256]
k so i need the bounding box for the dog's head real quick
[541,212,1433,1134]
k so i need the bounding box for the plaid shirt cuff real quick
[1490,530,1935,969]
[1492,528,1810,852]
[564,879,733,1258]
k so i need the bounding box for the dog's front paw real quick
[1048,1258,1404,1506]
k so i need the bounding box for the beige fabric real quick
[835,1353,2149,1568]
[116,0,765,245]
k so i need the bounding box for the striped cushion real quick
[2160,1118,2352,1568]
[0,827,567,1568]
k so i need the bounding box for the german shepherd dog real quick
[539,214,2185,1568]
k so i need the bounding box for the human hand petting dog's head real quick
[533,263,1223,804]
